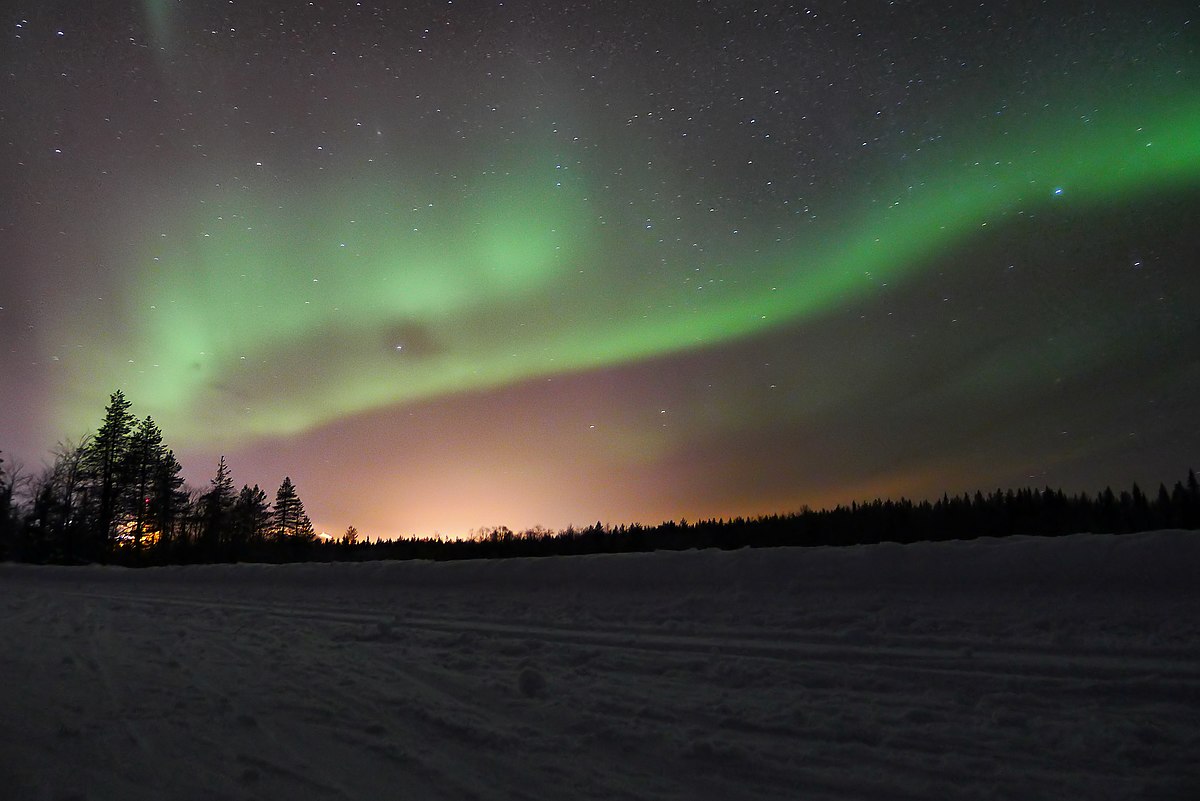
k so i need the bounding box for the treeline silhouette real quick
[1,390,1197,565]
[1,391,319,565]
[336,472,1200,562]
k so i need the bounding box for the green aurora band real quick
[140,0,175,55]
[52,82,1200,444]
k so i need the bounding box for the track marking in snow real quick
[59,589,1200,688]
[80,604,158,761]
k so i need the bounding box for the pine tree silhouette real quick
[83,391,136,561]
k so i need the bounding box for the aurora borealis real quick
[3,1,1199,539]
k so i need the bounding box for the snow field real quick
[1,530,1197,800]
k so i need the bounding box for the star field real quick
[2,1,1198,538]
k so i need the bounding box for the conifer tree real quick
[231,484,271,555]
[272,477,314,542]
[84,390,136,560]
[151,448,187,550]
[199,456,236,557]
[125,416,166,551]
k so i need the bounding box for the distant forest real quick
[2,391,1198,566]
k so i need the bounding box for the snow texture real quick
[1,530,1197,800]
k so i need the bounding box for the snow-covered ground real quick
[1,531,1197,800]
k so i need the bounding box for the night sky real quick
[3,1,1198,539]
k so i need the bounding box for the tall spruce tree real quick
[230,484,271,557]
[271,477,314,542]
[151,448,187,551]
[124,416,166,551]
[199,456,236,558]
[84,391,136,560]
